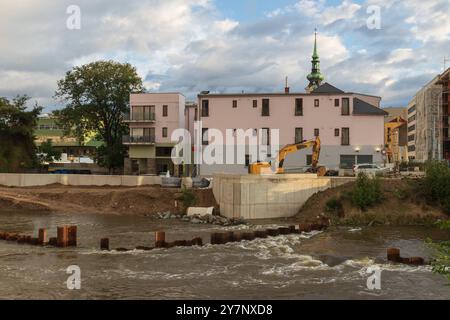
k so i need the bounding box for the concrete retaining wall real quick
[213,174,355,219]
[0,174,161,187]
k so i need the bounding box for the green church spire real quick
[306,29,325,93]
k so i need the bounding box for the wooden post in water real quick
[100,238,110,251]
[155,231,166,248]
[266,229,280,237]
[68,226,77,247]
[387,248,401,262]
[192,237,203,246]
[255,230,268,238]
[38,228,47,246]
[57,226,69,248]
[48,237,57,246]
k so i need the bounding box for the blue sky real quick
[0,0,449,110]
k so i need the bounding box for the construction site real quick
[407,67,450,162]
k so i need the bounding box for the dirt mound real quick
[292,179,447,225]
[0,186,218,216]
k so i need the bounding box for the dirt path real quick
[0,185,217,215]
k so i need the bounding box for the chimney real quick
[284,76,290,94]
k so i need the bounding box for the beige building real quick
[384,108,408,164]
[123,93,195,176]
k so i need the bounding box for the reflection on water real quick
[0,211,449,300]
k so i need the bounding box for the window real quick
[201,100,209,117]
[261,128,270,145]
[253,100,258,108]
[202,128,209,145]
[162,127,168,138]
[132,106,155,121]
[194,108,198,121]
[314,128,320,137]
[262,99,270,116]
[306,155,312,166]
[245,155,250,167]
[163,105,168,117]
[408,145,416,152]
[387,128,392,142]
[340,155,356,169]
[342,98,350,115]
[408,115,416,122]
[295,98,303,116]
[314,99,320,107]
[335,128,340,137]
[408,105,416,114]
[408,125,416,132]
[334,99,340,107]
[341,128,350,145]
[408,134,415,142]
[357,155,373,164]
[295,128,303,143]
[232,100,238,108]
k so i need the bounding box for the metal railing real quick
[123,113,156,121]
[122,135,156,144]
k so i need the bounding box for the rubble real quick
[155,211,247,226]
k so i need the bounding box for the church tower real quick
[306,29,325,93]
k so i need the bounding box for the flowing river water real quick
[0,210,449,299]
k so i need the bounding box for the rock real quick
[191,218,202,224]
[163,211,172,219]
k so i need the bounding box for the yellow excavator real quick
[248,136,327,176]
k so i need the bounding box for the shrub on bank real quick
[423,161,450,214]
[181,187,197,213]
[325,197,344,217]
[351,173,382,211]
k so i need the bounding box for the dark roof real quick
[312,82,345,94]
[353,98,388,116]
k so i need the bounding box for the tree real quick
[0,95,42,172]
[54,61,144,172]
[37,139,62,163]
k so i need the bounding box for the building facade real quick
[197,84,386,175]
[35,115,102,158]
[123,93,191,176]
[384,108,408,164]
[407,67,450,162]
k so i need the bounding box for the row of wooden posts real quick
[99,223,328,252]
[387,248,425,265]
[0,226,77,248]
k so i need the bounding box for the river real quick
[0,211,449,299]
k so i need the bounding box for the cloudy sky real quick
[0,0,449,111]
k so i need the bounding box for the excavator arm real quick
[248,136,326,175]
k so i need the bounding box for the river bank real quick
[292,178,448,226]
[0,185,217,215]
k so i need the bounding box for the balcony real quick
[122,135,156,145]
[123,113,156,123]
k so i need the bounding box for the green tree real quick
[0,95,42,172]
[351,172,382,211]
[37,139,62,163]
[54,61,144,172]
[423,161,450,214]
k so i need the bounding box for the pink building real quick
[197,83,387,175]
[123,93,190,175]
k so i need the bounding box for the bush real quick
[351,173,382,211]
[325,197,344,216]
[424,161,450,214]
[428,221,450,283]
[181,187,197,213]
